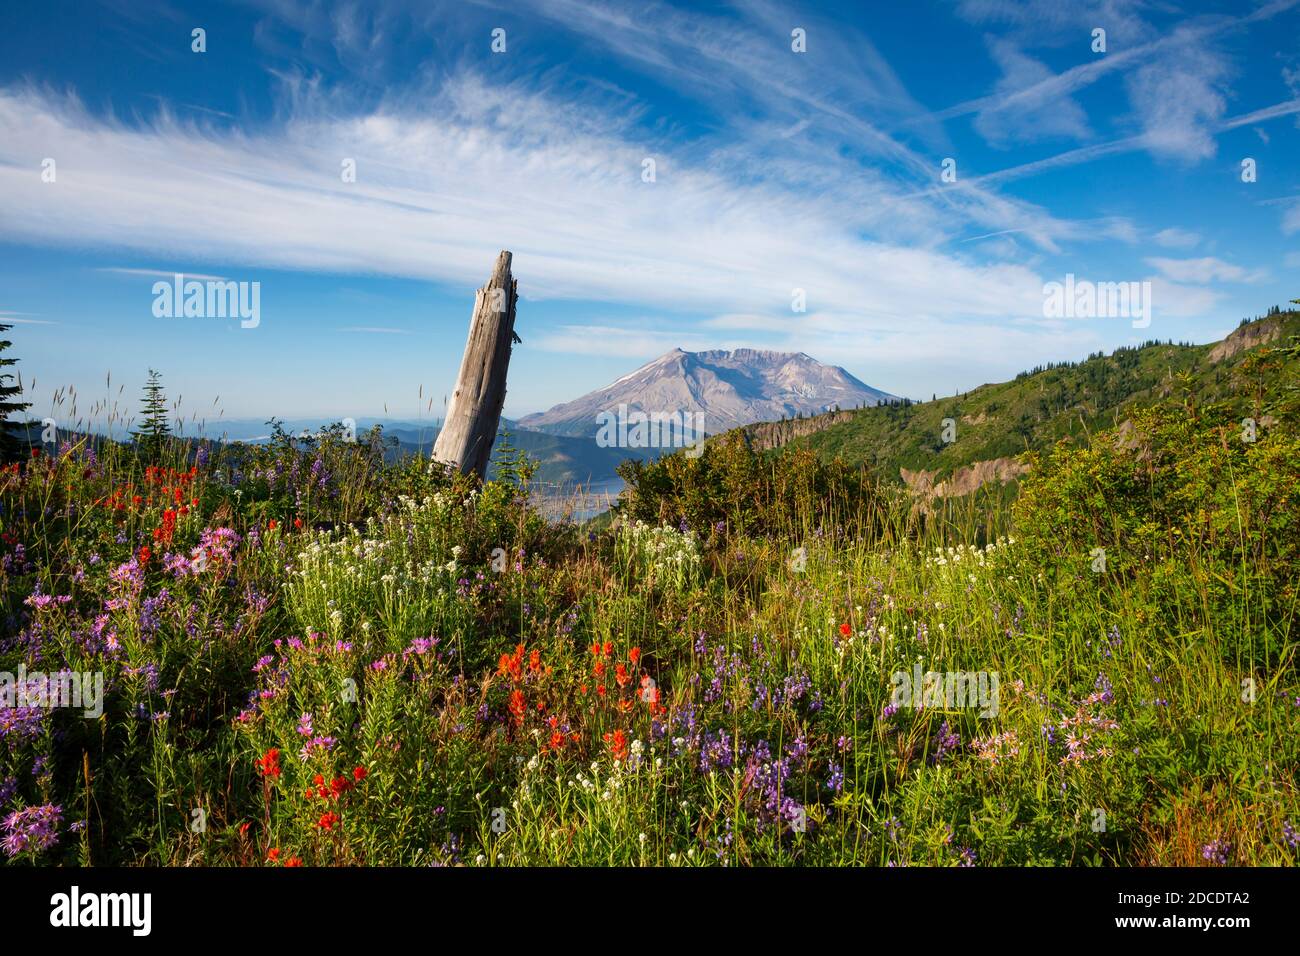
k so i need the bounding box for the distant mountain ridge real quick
[519,347,897,438]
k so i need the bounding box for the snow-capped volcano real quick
[519,348,896,437]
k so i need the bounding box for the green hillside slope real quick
[740,307,1300,493]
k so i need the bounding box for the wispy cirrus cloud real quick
[943,0,1298,169]
[2,0,1294,410]
[971,39,1093,147]
[0,77,1059,339]
[0,312,56,325]
[97,267,231,281]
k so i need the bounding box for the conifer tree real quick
[0,324,32,463]
[133,369,171,461]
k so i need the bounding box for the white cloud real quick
[702,313,796,333]
[0,82,1054,344]
[1144,256,1269,284]
[1152,227,1201,249]
[1283,202,1300,235]
[530,325,718,358]
[1124,41,1230,162]
[1145,277,1223,317]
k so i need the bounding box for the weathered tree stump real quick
[432,250,519,479]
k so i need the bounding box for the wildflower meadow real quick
[2,7,1299,939]
[1,376,1296,870]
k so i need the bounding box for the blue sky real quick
[1,0,1298,433]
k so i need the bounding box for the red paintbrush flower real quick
[508,689,526,725]
[256,748,281,779]
[603,729,629,761]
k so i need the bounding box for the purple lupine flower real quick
[826,761,845,793]
[1094,672,1114,704]
[1201,839,1231,865]
[1283,820,1299,850]
[931,721,961,764]
[140,592,170,634]
[786,735,809,762]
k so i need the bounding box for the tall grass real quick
[0,404,1296,867]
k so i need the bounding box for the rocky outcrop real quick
[744,409,860,451]
[900,457,1029,498]
[1208,318,1281,363]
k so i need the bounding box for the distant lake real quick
[528,477,624,522]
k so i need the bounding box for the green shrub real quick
[1014,401,1300,661]
[613,433,884,539]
